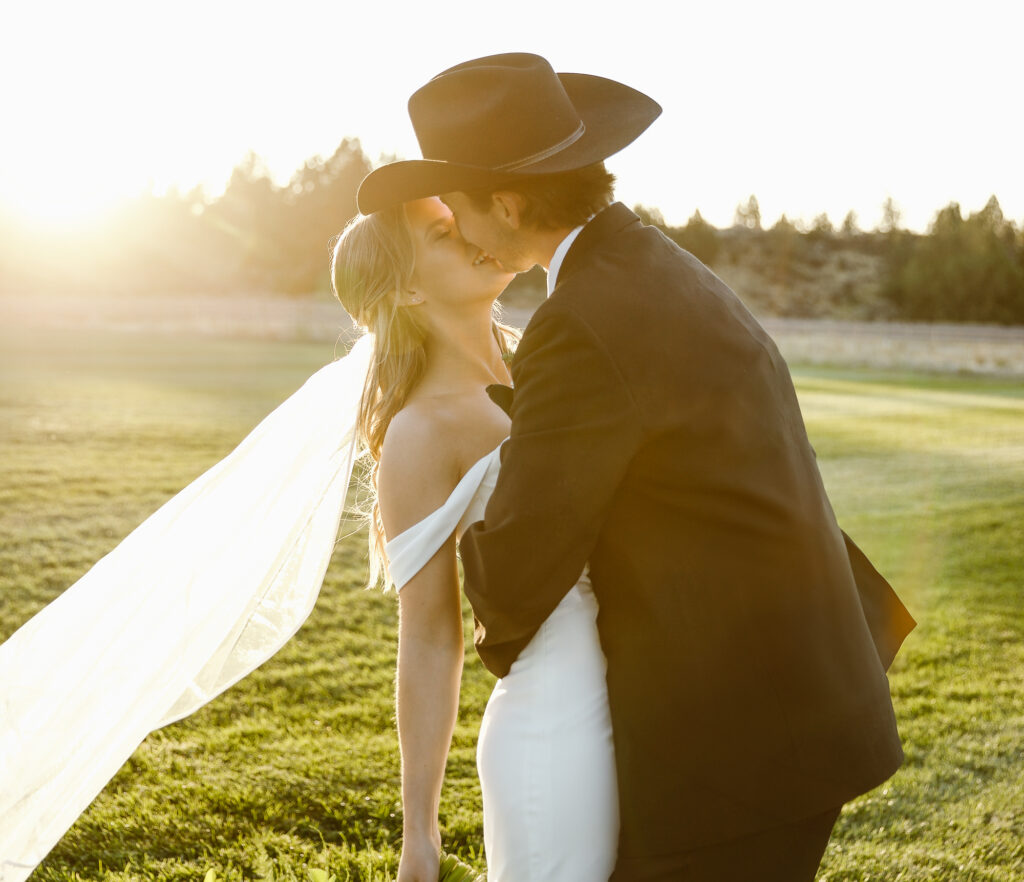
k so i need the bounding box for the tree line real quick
[638,194,1024,324]
[2,140,1021,324]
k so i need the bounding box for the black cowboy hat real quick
[356,53,661,215]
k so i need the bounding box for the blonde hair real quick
[330,205,518,588]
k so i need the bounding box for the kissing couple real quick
[0,53,914,882]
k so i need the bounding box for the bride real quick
[332,196,618,882]
[0,196,617,881]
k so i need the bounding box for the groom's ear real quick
[491,190,525,231]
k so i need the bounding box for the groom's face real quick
[440,191,533,274]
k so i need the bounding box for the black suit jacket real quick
[460,203,915,872]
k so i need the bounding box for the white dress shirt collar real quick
[546,223,587,297]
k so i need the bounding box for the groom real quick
[358,54,915,880]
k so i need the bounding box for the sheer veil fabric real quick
[0,334,373,881]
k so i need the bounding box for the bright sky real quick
[1,0,1021,232]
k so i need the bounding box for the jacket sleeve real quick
[459,304,644,677]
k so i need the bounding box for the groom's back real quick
[538,202,911,865]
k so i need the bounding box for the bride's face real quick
[404,198,514,310]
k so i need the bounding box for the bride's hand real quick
[396,831,441,882]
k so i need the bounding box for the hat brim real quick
[356,72,661,215]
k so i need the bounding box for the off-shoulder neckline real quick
[384,439,505,551]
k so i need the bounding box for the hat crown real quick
[409,53,584,172]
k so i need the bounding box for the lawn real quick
[1,326,1022,881]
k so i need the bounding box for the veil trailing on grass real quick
[0,333,373,881]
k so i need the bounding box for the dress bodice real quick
[386,443,503,591]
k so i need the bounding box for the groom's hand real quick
[397,832,441,882]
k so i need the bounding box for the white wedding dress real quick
[387,444,619,882]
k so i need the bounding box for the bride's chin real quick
[478,274,514,295]
[492,264,516,283]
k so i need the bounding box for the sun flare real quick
[0,0,1020,233]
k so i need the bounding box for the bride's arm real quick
[394,541,464,880]
[378,410,465,881]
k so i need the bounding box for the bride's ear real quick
[398,289,424,308]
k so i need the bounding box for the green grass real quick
[2,327,1022,881]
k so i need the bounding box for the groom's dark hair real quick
[464,162,615,230]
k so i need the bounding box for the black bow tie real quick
[486,383,514,417]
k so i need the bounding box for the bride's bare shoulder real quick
[376,400,465,542]
[377,388,508,541]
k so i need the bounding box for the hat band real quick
[491,121,586,172]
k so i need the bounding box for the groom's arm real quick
[460,304,643,677]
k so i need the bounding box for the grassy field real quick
[1,326,1022,881]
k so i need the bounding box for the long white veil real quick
[0,333,373,881]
